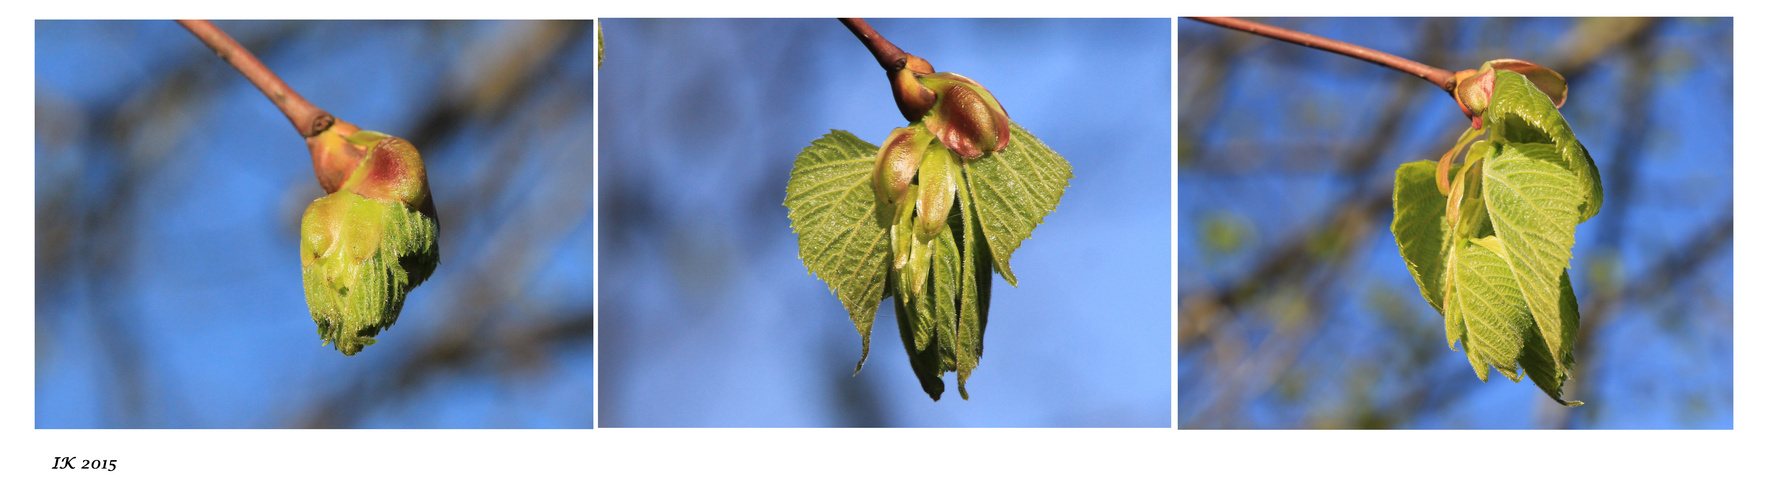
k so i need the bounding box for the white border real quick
[9,4,1759,499]
[1170,17,1180,431]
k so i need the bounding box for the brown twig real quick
[177,20,334,138]
[1188,17,1458,94]
[840,18,912,72]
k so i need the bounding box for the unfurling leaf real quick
[1392,67,1595,406]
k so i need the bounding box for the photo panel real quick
[597,18,1172,427]
[1177,17,1733,429]
[34,20,598,429]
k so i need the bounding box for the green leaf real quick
[785,130,892,373]
[1482,142,1581,369]
[900,220,963,402]
[1485,70,1602,222]
[965,122,1074,286]
[1516,270,1583,406]
[953,168,989,400]
[1447,238,1532,382]
[892,279,946,400]
[1392,160,1452,313]
[930,228,962,379]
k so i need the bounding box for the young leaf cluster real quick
[1392,70,1601,406]
[785,123,1071,400]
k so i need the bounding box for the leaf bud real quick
[1453,59,1567,129]
[299,127,439,356]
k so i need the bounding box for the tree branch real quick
[177,20,334,138]
[1187,17,1458,94]
[840,18,910,72]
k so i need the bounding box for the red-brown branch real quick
[177,20,334,138]
[1188,17,1458,94]
[840,18,911,72]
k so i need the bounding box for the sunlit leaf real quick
[1392,160,1451,313]
[1482,142,1581,367]
[1486,70,1602,222]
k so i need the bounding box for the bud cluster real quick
[887,54,1012,160]
[1440,59,1569,217]
[874,125,960,299]
[1452,59,1567,130]
[872,51,1015,301]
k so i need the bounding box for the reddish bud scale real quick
[874,127,933,225]
[356,137,429,208]
[1454,69,1496,129]
[903,54,933,74]
[918,72,1010,160]
[1452,59,1568,129]
[306,120,366,193]
[892,69,938,122]
[890,54,939,121]
[332,131,432,213]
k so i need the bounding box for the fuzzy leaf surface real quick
[785,130,892,372]
[300,190,438,356]
[1448,238,1532,382]
[1485,70,1602,222]
[953,170,989,400]
[1392,160,1452,313]
[1482,142,1581,368]
[965,122,1073,286]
